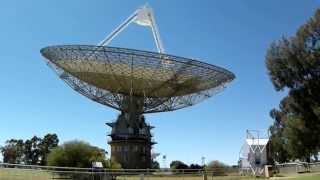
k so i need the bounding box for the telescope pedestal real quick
[107,112,155,169]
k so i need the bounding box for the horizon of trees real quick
[0,135,123,169]
[169,160,233,176]
[0,135,232,170]
[0,133,59,165]
[169,160,233,170]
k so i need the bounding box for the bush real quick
[189,164,203,169]
[105,159,122,169]
[170,160,189,170]
[47,140,120,180]
[47,140,106,168]
[206,160,229,176]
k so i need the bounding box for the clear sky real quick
[0,0,318,166]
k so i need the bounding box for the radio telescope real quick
[41,5,235,169]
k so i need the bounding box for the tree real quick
[170,160,188,169]
[189,164,203,169]
[0,134,59,165]
[39,134,59,165]
[266,9,320,162]
[207,160,229,176]
[24,136,42,165]
[0,139,24,164]
[268,101,292,163]
[47,140,106,168]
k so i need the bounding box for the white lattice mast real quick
[239,130,270,176]
[98,5,165,54]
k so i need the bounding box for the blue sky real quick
[0,0,318,166]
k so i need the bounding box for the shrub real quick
[207,160,229,176]
[47,140,105,168]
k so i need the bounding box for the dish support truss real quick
[239,130,270,176]
[98,5,164,54]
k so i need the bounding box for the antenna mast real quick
[98,5,165,54]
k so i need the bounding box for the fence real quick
[275,162,320,175]
[0,163,239,180]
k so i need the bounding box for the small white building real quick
[239,130,270,176]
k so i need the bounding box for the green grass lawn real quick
[0,168,51,180]
[1,168,320,180]
[116,175,250,180]
[116,173,320,180]
[271,172,320,180]
[294,175,320,180]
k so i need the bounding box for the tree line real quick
[266,9,320,163]
[0,134,231,172]
[0,134,121,169]
[0,133,58,165]
[170,160,234,176]
[170,160,203,170]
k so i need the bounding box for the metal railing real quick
[275,162,320,175]
[0,163,239,180]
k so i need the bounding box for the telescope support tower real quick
[107,110,155,169]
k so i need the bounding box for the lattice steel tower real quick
[41,5,235,169]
